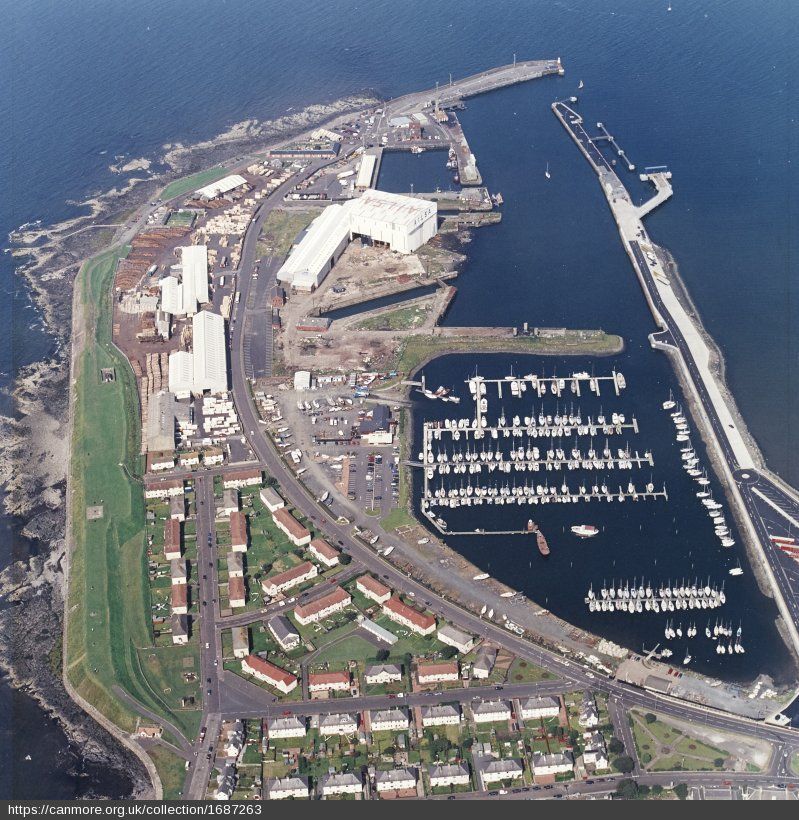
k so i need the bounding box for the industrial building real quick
[191,310,228,395]
[276,189,438,292]
[195,173,247,200]
[159,245,209,317]
[355,153,377,189]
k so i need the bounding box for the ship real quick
[473,573,490,581]
[662,390,676,410]
[571,524,599,538]
[536,530,550,557]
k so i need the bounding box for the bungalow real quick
[436,624,475,654]
[428,762,470,788]
[170,559,187,585]
[532,751,574,777]
[169,494,185,522]
[261,561,317,597]
[163,518,182,561]
[272,507,311,547]
[417,661,459,685]
[223,469,262,490]
[259,486,285,513]
[228,576,246,608]
[309,537,340,568]
[421,704,460,727]
[170,582,188,615]
[178,451,200,469]
[171,614,189,645]
[144,478,183,499]
[471,646,497,680]
[382,596,436,636]
[218,488,239,517]
[265,776,309,800]
[203,447,224,467]
[479,758,524,787]
[578,693,599,728]
[265,715,306,740]
[471,700,511,724]
[369,708,409,732]
[374,768,416,794]
[147,450,175,473]
[364,663,402,685]
[308,670,350,694]
[229,510,248,552]
[227,551,244,578]
[268,614,301,651]
[241,655,297,694]
[317,712,358,736]
[318,772,361,797]
[356,574,391,605]
[519,696,560,721]
[293,586,351,626]
[231,626,249,659]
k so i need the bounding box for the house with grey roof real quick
[268,614,300,651]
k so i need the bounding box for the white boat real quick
[382,546,394,556]
[571,524,599,538]
[473,573,490,581]
[662,390,676,410]
[545,162,551,180]
[729,562,743,576]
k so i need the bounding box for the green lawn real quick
[147,746,188,800]
[355,304,430,331]
[505,657,555,684]
[258,209,318,259]
[66,245,201,740]
[630,711,731,772]
[160,167,229,201]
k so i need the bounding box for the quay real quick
[552,98,799,661]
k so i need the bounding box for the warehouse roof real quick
[192,310,227,394]
[195,174,247,199]
[349,188,436,230]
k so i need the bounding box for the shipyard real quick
[42,47,799,803]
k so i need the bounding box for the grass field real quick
[147,746,187,800]
[66,246,201,741]
[159,167,229,201]
[258,209,318,259]
[355,304,430,331]
[391,332,624,377]
[630,711,731,772]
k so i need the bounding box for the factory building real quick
[195,173,247,199]
[276,190,437,292]
[168,351,194,399]
[158,245,209,317]
[191,310,228,395]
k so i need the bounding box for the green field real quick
[160,167,230,201]
[147,746,188,800]
[66,246,201,744]
[355,304,431,331]
[257,209,318,259]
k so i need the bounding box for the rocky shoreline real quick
[2,89,381,799]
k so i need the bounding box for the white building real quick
[421,705,460,727]
[471,646,497,680]
[276,190,437,292]
[428,763,470,788]
[195,173,247,199]
[293,370,312,391]
[480,759,524,786]
[260,486,285,512]
[532,751,574,777]
[369,708,409,732]
[355,153,377,189]
[191,310,227,395]
[364,663,402,685]
[167,350,194,399]
[319,772,361,797]
[318,713,358,736]
[374,768,416,793]
[265,715,307,740]
[265,776,309,800]
[179,245,209,312]
[437,624,475,654]
[578,693,599,728]
[471,700,511,724]
[519,696,561,721]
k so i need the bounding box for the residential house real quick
[308,670,350,694]
[178,451,200,469]
[170,582,188,615]
[163,518,182,560]
[374,768,416,794]
[241,655,297,694]
[471,700,511,724]
[268,614,301,651]
[259,486,285,513]
[519,696,560,721]
[317,712,358,736]
[318,772,361,797]
[171,614,189,645]
[227,551,244,578]
[421,705,460,727]
[582,731,609,771]
[532,751,574,778]
[436,624,475,654]
[169,494,185,522]
[364,663,402,685]
[261,561,317,597]
[293,587,351,626]
[223,469,262,490]
[479,758,524,787]
[272,508,311,547]
[203,447,224,467]
[147,451,175,473]
[231,626,249,659]
[228,576,246,608]
[369,708,409,732]
[229,510,248,552]
[144,478,183,499]
[218,488,239,517]
[309,537,340,568]
[428,763,470,788]
[170,559,187,585]
[382,596,436,636]
[265,776,309,800]
[265,715,307,740]
[417,661,459,685]
[356,574,391,605]
[578,693,599,728]
[471,646,497,680]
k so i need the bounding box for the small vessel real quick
[662,390,676,411]
[527,519,536,533]
[571,524,599,538]
[683,651,691,665]
[729,562,743,577]
[545,162,551,180]
[578,79,584,90]
[536,529,550,557]
[480,604,487,615]
[382,546,394,556]
[473,573,490,581]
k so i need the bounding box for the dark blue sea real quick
[3,0,797,798]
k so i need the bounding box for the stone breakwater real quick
[2,89,380,798]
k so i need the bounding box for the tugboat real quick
[536,529,550,557]
[571,524,599,538]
